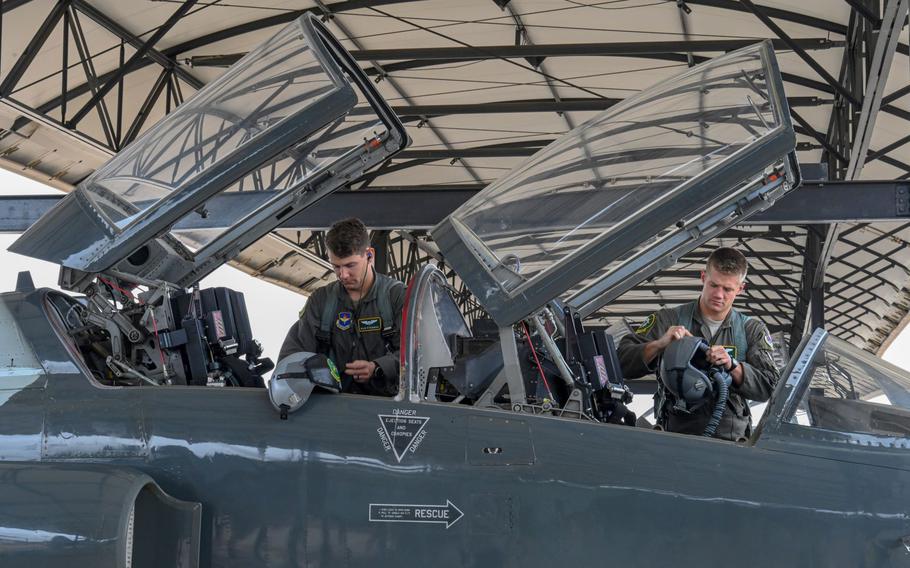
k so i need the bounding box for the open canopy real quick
[10,14,408,289]
[432,41,800,327]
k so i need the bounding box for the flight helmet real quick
[659,336,715,411]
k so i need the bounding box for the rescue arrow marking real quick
[368,500,464,529]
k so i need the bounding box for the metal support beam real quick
[802,8,869,343]
[375,96,826,119]
[66,0,198,127]
[353,51,910,128]
[0,95,114,158]
[883,83,910,105]
[0,1,67,95]
[70,0,203,89]
[396,144,545,160]
[354,38,841,60]
[782,0,910,347]
[161,0,878,60]
[317,4,484,187]
[741,0,866,105]
[845,0,908,180]
[788,225,825,353]
[684,0,848,35]
[4,181,909,234]
[122,69,171,146]
[370,230,390,274]
[810,279,826,332]
[749,180,910,223]
[867,132,910,163]
[500,1,583,142]
[1,1,36,14]
[66,4,117,148]
[845,0,884,25]
[185,38,841,68]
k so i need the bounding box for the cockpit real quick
[393,41,800,424]
[760,331,910,449]
[12,14,407,388]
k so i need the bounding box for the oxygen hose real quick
[696,341,731,438]
[703,368,729,437]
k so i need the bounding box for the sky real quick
[3,168,910,376]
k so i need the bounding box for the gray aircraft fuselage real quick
[3,288,908,567]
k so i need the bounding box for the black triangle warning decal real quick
[378,413,430,463]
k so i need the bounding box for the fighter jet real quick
[1,13,908,568]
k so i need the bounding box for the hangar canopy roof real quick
[0,0,908,356]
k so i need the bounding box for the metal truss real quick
[1,0,909,352]
[4,1,900,166]
[802,0,909,351]
[0,0,203,153]
[590,227,806,334]
[374,230,488,325]
[269,228,489,325]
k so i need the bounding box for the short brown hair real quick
[706,247,748,280]
[326,217,370,258]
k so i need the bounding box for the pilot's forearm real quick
[641,338,669,366]
[730,363,744,386]
[618,339,657,379]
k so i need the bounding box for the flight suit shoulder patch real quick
[636,313,657,335]
[760,329,774,350]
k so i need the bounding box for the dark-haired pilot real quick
[617,247,780,441]
[279,218,405,396]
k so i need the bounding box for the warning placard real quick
[377,410,430,463]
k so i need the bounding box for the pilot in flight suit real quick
[617,247,780,441]
[278,218,405,396]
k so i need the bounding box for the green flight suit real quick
[617,300,780,441]
[279,272,405,396]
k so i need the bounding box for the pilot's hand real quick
[658,325,691,349]
[706,345,732,370]
[346,360,377,383]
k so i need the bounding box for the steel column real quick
[814,0,909,300]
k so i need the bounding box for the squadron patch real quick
[722,345,738,360]
[761,330,774,350]
[357,317,382,333]
[336,311,353,331]
[636,314,657,335]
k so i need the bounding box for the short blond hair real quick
[706,247,748,280]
